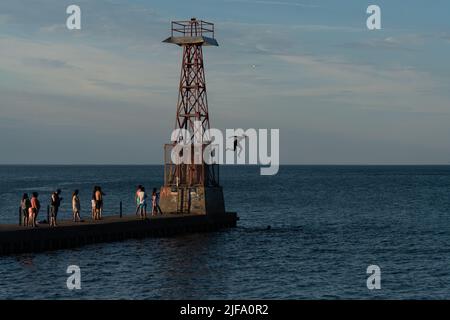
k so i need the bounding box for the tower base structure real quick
[159,186,225,215]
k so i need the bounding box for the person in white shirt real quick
[138,187,147,219]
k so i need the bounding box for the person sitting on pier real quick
[72,190,81,222]
[20,193,31,226]
[50,189,62,227]
[135,185,143,216]
[30,192,41,227]
[138,186,148,219]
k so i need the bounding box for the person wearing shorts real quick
[50,189,62,227]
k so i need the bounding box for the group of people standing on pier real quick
[19,185,161,227]
[20,192,42,227]
[135,185,162,219]
[20,189,64,227]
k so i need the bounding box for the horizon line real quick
[0,163,450,166]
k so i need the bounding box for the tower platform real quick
[163,36,218,46]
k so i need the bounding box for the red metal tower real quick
[159,18,225,215]
[164,18,217,142]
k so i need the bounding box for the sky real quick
[0,0,450,164]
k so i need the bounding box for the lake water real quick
[0,165,450,299]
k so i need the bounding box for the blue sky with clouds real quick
[1,0,450,164]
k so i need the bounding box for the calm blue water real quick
[1,165,450,299]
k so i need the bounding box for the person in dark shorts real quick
[94,186,105,220]
[99,187,105,219]
[20,193,31,226]
[135,185,142,216]
[50,189,62,227]
[137,187,147,219]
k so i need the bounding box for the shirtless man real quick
[226,134,248,157]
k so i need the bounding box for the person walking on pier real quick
[50,189,62,227]
[72,190,81,222]
[137,187,148,219]
[30,192,41,227]
[20,193,31,226]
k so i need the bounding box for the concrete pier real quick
[0,212,238,255]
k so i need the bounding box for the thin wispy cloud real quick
[275,54,435,95]
[440,32,450,42]
[0,36,175,104]
[22,57,74,69]
[39,24,66,33]
[223,0,319,8]
[219,20,361,33]
[339,34,427,51]
[0,14,10,24]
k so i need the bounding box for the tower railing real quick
[170,19,215,38]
